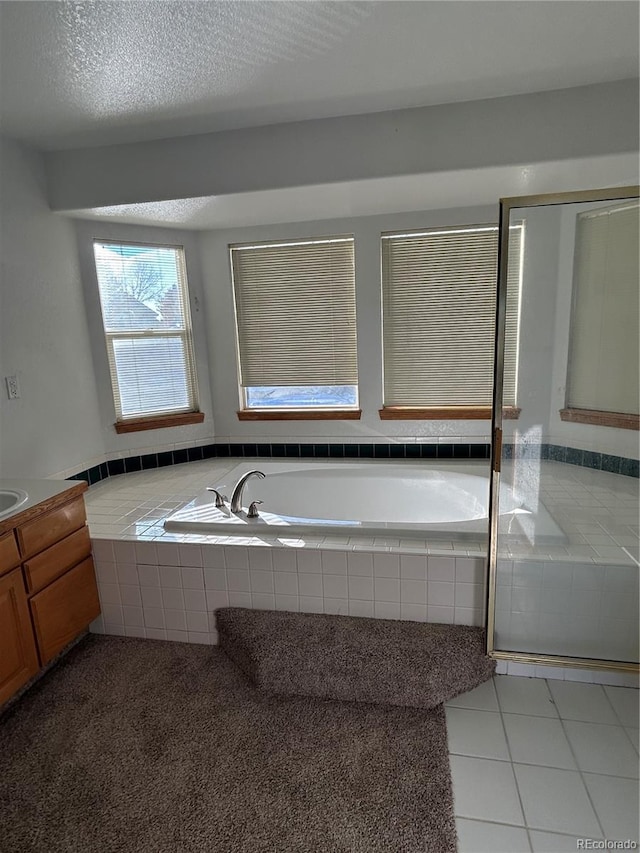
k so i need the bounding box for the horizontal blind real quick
[568,202,639,414]
[93,241,199,420]
[381,224,522,407]
[504,223,523,407]
[231,237,357,387]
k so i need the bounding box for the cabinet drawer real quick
[23,526,92,595]
[0,568,40,705]
[0,532,21,577]
[30,557,100,665]
[16,497,86,560]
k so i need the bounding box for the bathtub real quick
[164,460,565,541]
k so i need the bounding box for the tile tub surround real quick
[89,537,488,645]
[84,457,639,685]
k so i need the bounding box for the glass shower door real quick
[487,187,640,670]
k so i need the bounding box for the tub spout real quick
[230,470,265,514]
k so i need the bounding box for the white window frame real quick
[92,240,201,432]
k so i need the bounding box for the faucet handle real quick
[206,488,228,508]
[247,500,263,519]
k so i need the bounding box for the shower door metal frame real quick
[486,185,640,673]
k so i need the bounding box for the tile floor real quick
[447,676,639,852]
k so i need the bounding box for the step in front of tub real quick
[215,608,495,709]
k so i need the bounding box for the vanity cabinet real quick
[0,563,40,705]
[0,485,100,705]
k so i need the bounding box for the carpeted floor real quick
[0,635,457,853]
[216,607,494,709]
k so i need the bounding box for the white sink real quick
[0,488,28,519]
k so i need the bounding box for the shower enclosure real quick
[487,186,639,673]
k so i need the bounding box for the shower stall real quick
[487,186,639,674]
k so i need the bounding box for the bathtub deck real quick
[83,456,637,568]
[83,456,638,664]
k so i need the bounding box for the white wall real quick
[45,81,639,211]
[198,205,502,446]
[0,137,104,478]
[548,204,639,459]
[503,197,639,460]
[2,77,637,476]
[73,220,216,459]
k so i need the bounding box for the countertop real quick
[0,478,87,536]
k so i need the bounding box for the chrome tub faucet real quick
[230,470,265,514]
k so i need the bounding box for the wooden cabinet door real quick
[0,568,39,705]
[30,557,100,665]
[0,532,21,578]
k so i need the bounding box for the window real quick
[230,236,359,419]
[93,241,202,433]
[380,223,523,418]
[561,201,639,430]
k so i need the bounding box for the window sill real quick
[114,412,205,434]
[379,406,521,420]
[237,409,362,421]
[559,408,639,431]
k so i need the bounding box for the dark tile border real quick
[67,440,637,486]
[503,444,638,478]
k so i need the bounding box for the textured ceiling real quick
[0,1,638,151]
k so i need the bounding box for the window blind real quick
[567,201,639,415]
[93,241,199,420]
[381,224,523,408]
[230,236,358,391]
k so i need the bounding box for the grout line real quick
[601,685,640,755]
[551,679,607,840]
[492,677,534,850]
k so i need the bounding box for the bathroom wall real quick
[2,78,637,478]
[495,202,639,462]
[0,137,104,479]
[548,204,639,459]
[198,204,500,447]
[71,192,638,463]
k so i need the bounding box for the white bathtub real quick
[164,460,564,541]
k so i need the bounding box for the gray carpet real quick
[0,635,457,853]
[217,607,495,709]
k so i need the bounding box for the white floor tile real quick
[563,720,639,778]
[494,675,557,717]
[529,830,601,852]
[446,708,510,760]
[513,764,601,837]
[626,727,639,752]
[604,686,640,728]
[450,756,524,825]
[502,714,576,770]
[548,681,619,724]
[456,819,531,853]
[446,678,499,711]
[583,773,640,842]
